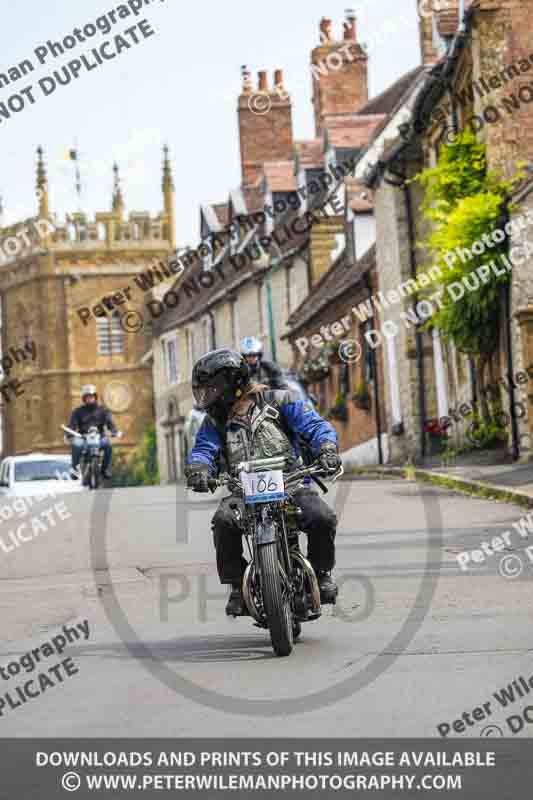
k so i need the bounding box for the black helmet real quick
[192,349,249,414]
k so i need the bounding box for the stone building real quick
[354,0,533,463]
[285,67,426,466]
[285,245,390,467]
[0,146,176,457]
[149,13,388,482]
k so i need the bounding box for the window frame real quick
[162,332,179,386]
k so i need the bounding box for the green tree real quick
[111,423,160,487]
[413,129,522,417]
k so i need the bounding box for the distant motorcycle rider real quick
[185,348,342,616]
[240,336,286,390]
[66,385,120,479]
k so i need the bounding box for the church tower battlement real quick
[0,145,177,458]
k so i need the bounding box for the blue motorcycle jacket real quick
[187,388,338,474]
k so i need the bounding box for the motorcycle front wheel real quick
[258,542,293,657]
[89,457,100,490]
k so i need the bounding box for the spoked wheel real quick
[258,542,293,657]
[89,459,100,490]
[81,461,91,488]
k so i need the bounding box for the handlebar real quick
[61,424,122,439]
[206,463,343,494]
[61,424,81,438]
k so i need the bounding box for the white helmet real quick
[81,384,97,400]
[240,336,263,357]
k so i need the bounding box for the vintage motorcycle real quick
[61,424,116,490]
[208,456,343,657]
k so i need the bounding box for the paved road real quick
[1,476,532,737]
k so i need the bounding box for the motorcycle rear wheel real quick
[258,542,293,657]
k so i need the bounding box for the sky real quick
[0,0,421,247]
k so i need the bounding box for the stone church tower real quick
[0,146,176,457]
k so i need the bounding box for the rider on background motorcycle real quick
[240,336,286,390]
[66,385,120,479]
[185,349,342,616]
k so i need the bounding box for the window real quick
[96,312,124,355]
[339,362,350,396]
[14,460,72,482]
[230,302,240,349]
[186,328,195,373]
[165,337,178,385]
[202,316,213,354]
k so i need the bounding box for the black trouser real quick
[211,487,337,585]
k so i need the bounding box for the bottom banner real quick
[0,738,532,798]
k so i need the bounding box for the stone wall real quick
[1,247,157,457]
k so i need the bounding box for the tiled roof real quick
[286,243,376,334]
[326,115,387,149]
[356,66,425,117]
[241,186,265,214]
[294,139,324,169]
[352,66,429,171]
[152,178,342,333]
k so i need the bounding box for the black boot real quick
[317,571,338,604]
[226,583,244,616]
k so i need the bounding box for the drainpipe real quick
[365,273,383,465]
[403,182,427,460]
[501,206,519,459]
[208,310,217,350]
[265,271,277,362]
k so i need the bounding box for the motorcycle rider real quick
[66,385,120,479]
[185,348,342,616]
[240,336,286,389]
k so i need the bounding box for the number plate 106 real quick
[240,470,285,504]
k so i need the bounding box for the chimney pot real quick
[241,64,253,93]
[319,17,333,43]
[344,9,356,40]
[274,68,284,87]
[258,70,268,91]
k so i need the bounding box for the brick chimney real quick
[238,66,294,187]
[418,0,460,66]
[311,11,369,137]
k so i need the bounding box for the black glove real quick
[317,444,342,475]
[185,463,210,492]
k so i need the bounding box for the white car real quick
[0,454,87,498]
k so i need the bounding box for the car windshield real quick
[14,460,71,482]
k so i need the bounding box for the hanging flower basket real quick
[301,349,331,383]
